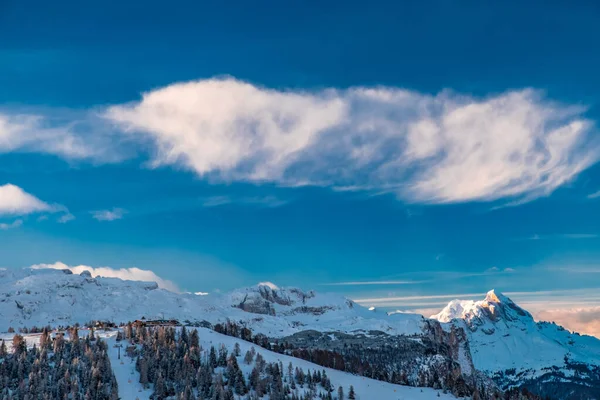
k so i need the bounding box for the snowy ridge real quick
[0,267,425,337]
[0,268,472,398]
[7,268,600,397]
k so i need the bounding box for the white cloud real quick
[30,261,180,292]
[0,219,23,230]
[0,111,124,162]
[322,280,426,286]
[534,307,600,338]
[484,266,516,273]
[91,208,127,221]
[517,233,598,240]
[354,292,487,305]
[201,195,287,208]
[0,184,52,216]
[587,190,600,199]
[105,78,600,204]
[194,292,209,296]
[2,78,598,205]
[57,213,75,223]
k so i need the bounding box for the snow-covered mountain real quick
[0,267,488,398]
[4,267,600,398]
[431,290,600,399]
[0,267,425,337]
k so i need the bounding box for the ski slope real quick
[99,327,460,400]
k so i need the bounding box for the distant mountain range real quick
[1,267,599,399]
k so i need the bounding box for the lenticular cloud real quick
[105,78,599,204]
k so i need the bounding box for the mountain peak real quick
[484,289,508,304]
[431,289,532,327]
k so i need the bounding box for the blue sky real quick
[2,0,600,334]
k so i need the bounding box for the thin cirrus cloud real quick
[0,219,23,230]
[354,287,600,337]
[57,213,76,223]
[587,190,600,199]
[324,267,515,286]
[515,233,599,240]
[30,261,180,292]
[1,77,599,205]
[201,195,288,208]
[321,280,427,286]
[91,207,127,221]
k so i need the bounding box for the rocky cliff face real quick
[273,319,502,399]
[431,290,600,399]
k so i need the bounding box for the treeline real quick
[213,321,474,397]
[129,325,357,400]
[0,329,119,400]
[211,320,545,400]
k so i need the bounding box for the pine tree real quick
[209,346,218,368]
[348,385,356,400]
[244,349,254,365]
[139,357,149,388]
[12,334,26,355]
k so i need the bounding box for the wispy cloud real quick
[91,207,127,221]
[105,79,599,204]
[0,111,125,162]
[357,288,600,336]
[485,266,516,273]
[587,190,600,199]
[336,267,516,287]
[515,233,598,241]
[0,219,23,230]
[535,307,600,338]
[354,287,600,307]
[321,280,427,286]
[57,213,75,223]
[2,78,598,205]
[546,266,600,274]
[201,195,288,208]
[30,261,180,292]
[354,292,487,304]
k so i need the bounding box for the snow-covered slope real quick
[0,267,425,337]
[0,268,473,398]
[100,327,459,400]
[431,290,600,396]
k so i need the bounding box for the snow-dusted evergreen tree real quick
[130,326,339,400]
[0,332,118,400]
